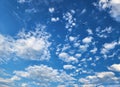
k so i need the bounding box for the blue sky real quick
[0,0,120,87]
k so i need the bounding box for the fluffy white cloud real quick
[63,65,75,70]
[90,47,98,54]
[101,41,117,54]
[0,25,51,63]
[87,29,93,35]
[51,17,59,22]
[82,36,93,44]
[98,0,120,22]
[59,52,78,63]
[108,64,120,72]
[69,36,76,42]
[103,42,117,50]
[49,7,55,13]
[14,64,75,87]
[79,72,120,85]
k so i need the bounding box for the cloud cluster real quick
[59,52,78,63]
[14,64,75,87]
[98,0,120,22]
[63,10,76,32]
[0,25,51,63]
[79,71,120,86]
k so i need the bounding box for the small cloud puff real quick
[108,64,120,72]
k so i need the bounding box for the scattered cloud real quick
[14,64,75,87]
[87,29,93,35]
[51,17,59,22]
[82,36,93,44]
[90,47,98,54]
[69,36,76,42]
[49,7,55,13]
[63,10,76,32]
[101,41,117,54]
[63,65,76,70]
[98,0,120,22]
[59,52,78,63]
[0,25,51,63]
[79,72,120,86]
[96,27,113,38]
[108,64,120,72]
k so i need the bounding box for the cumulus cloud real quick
[79,72,120,86]
[0,25,51,63]
[82,36,93,44]
[14,64,75,87]
[101,41,117,54]
[90,47,98,54]
[59,52,78,63]
[63,65,75,70]
[108,64,120,72]
[98,0,120,22]
[69,36,76,42]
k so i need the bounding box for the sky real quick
[0,0,120,87]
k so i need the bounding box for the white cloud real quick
[103,42,117,50]
[69,36,76,42]
[98,0,120,22]
[63,10,76,32]
[101,41,117,54]
[75,53,81,58]
[51,17,59,22]
[79,72,120,85]
[21,83,28,87]
[49,7,55,13]
[0,75,20,87]
[14,64,75,86]
[18,0,26,3]
[81,9,86,14]
[96,27,113,38]
[108,64,120,72]
[59,52,78,63]
[90,47,97,54]
[17,0,32,3]
[57,85,66,87]
[79,44,89,52]
[0,25,51,63]
[87,29,93,35]
[82,36,93,44]
[63,65,75,70]
[0,35,13,63]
